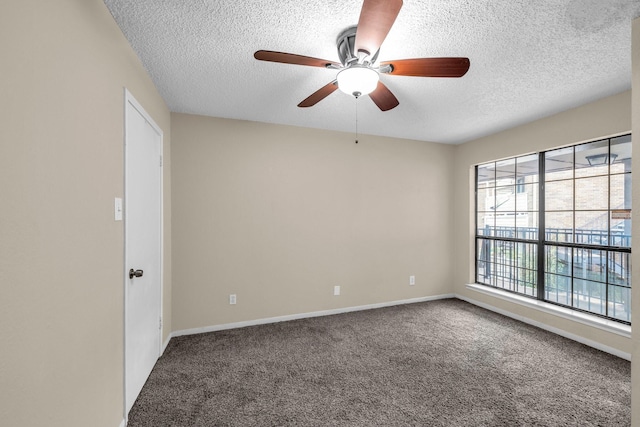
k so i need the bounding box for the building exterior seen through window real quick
[475,134,631,324]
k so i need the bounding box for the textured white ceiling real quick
[103,0,640,144]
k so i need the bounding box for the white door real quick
[124,90,163,415]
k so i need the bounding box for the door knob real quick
[129,269,144,279]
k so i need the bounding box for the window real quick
[475,134,631,324]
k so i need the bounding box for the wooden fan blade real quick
[354,0,403,57]
[368,81,399,111]
[298,81,339,107]
[381,57,470,77]
[254,50,340,68]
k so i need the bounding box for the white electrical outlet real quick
[409,275,415,286]
[229,294,236,305]
[333,285,341,296]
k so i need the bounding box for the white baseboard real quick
[456,293,631,361]
[161,334,171,355]
[170,294,455,340]
[161,291,630,362]
[118,418,126,427]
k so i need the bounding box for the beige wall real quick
[171,113,454,331]
[0,1,171,426]
[631,16,640,427]
[452,91,633,356]
[0,1,635,425]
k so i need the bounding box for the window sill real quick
[465,283,631,338]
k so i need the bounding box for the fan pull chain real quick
[355,98,359,144]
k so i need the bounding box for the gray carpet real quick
[128,299,630,426]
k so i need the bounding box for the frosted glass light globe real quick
[337,66,379,97]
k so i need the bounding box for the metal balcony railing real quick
[476,225,631,323]
[479,225,631,247]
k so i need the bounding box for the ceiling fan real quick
[254,0,470,112]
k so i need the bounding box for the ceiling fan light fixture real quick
[337,66,379,98]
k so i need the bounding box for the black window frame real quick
[475,134,632,325]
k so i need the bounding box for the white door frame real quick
[123,88,164,422]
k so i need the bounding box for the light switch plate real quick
[114,198,123,221]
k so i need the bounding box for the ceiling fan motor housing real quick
[336,26,379,66]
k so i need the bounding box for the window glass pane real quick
[545,273,571,305]
[515,183,538,212]
[516,280,537,296]
[545,245,571,276]
[477,187,494,212]
[495,158,516,186]
[545,180,573,211]
[477,163,495,185]
[545,212,573,242]
[610,218,631,248]
[608,252,631,287]
[494,214,515,238]
[516,212,538,240]
[611,133,632,146]
[516,242,537,271]
[611,163,628,174]
[516,243,537,296]
[610,134,631,173]
[575,176,609,210]
[576,164,609,178]
[575,139,609,178]
[573,279,606,315]
[575,211,608,246]
[516,154,539,183]
[495,185,515,211]
[608,285,631,322]
[545,147,573,181]
[573,248,606,283]
[494,240,516,291]
[610,173,631,209]
[477,212,494,236]
[477,239,493,283]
